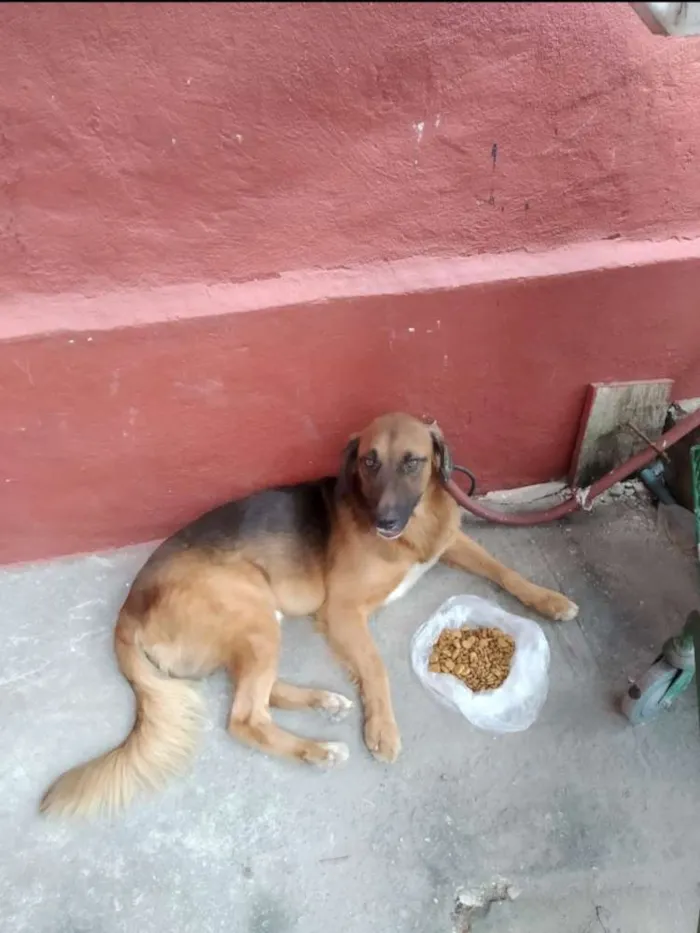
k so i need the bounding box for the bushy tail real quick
[40,618,202,819]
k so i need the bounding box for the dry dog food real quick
[428,626,515,693]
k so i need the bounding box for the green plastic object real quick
[621,445,700,725]
[694,444,700,562]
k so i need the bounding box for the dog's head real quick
[337,413,452,539]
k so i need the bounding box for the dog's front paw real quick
[534,588,579,622]
[364,714,401,763]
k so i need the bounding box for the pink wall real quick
[2,2,700,564]
[2,2,700,302]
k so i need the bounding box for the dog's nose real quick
[376,515,402,536]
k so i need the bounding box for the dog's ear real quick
[336,435,360,499]
[429,422,453,484]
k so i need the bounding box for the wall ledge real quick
[4,235,700,342]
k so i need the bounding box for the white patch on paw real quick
[319,692,354,721]
[557,600,579,622]
[318,741,350,768]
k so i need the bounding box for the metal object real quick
[624,420,670,463]
[621,618,697,725]
[446,407,700,527]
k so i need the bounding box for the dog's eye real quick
[402,457,423,474]
[362,453,380,472]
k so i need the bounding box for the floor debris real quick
[452,880,520,931]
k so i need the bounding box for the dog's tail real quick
[40,615,202,818]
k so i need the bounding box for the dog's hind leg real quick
[270,681,354,720]
[227,614,349,768]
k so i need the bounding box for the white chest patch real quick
[383,556,439,606]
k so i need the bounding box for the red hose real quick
[447,407,700,527]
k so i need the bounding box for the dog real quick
[41,412,578,817]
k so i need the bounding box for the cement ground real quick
[2,497,699,932]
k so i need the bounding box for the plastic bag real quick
[410,594,550,733]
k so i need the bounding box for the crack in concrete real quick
[595,905,612,933]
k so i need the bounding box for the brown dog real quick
[41,413,578,817]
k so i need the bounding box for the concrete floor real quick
[2,497,699,933]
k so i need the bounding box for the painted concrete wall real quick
[2,2,700,563]
[3,2,700,298]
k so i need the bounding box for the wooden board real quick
[569,380,673,487]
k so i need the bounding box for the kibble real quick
[428,626,515,692]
